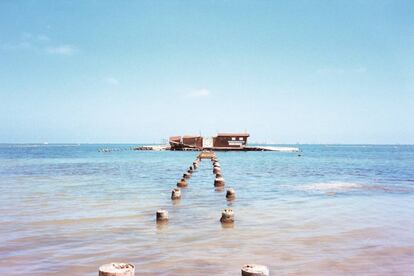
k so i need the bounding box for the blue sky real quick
[0,0,413,144]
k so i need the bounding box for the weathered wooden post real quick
[220,208,234,223]
[213,167,221,174]
[226,188,236,199]
[183,172,191,180]
[98,263,135,276]
[156,209,169,222]
[241,264,269,276]
[171,188,181,200]
[214,176,225,187]
[177,178,187,188]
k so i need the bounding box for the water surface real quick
[0,144,413,275]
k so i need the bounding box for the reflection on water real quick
[0,144,414,275]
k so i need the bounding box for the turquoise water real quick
[1,144,414,275]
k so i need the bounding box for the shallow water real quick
[1,144,414,275]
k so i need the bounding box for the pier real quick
[132,144,299,152]
[97,139,288,274]
[147,151,268,275]
[96,149,272,274]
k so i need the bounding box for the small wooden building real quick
[169,133,250,150]
[182,135,203,148]
[213,133,249,148]
[169,135,203,150]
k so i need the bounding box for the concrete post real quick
[98,263,135,276]
[171,188,181,200]
[220,208,234,223]
[214,176,225,187]
[226,188,236,199]
[177,178,188,188]
[183,172,191,179]
[156,209,169,222]
[241,264,269,276]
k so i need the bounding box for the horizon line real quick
[1,142,413,146]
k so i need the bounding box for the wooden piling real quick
[220,208,234,223]
[226,188,236,199]
[241,264,269,276]
[177,178,188,188]
[156,209,169,222]
[183,172,191,179]
[171,188,181,200]
[213,167,221,174]
[214,176,225,187]
[98,263,135,276]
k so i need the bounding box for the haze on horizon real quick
[0,1,413,144]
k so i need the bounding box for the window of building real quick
[232,137,236,140]
[239,137,243,141]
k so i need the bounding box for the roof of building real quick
[182,135,202,139]
[216,133,250,137]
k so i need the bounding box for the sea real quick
[0,144,413,275]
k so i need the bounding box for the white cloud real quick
[1,33,77,57]
[46,45,76,56]
[188,88,211,97]
[105,77,119,85]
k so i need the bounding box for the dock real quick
[132,145,299,152]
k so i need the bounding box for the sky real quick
[0,0,413,144]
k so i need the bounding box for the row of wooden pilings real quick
[98,263,269,276]
[155,153,234,224]
[98,151,269,276]
[98,147,135,152]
